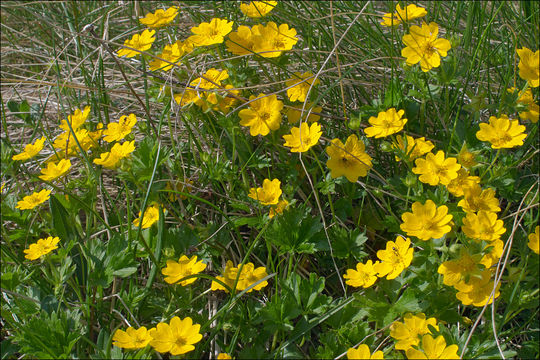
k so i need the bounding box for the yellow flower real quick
[226,25,256,56]
[412,150,461,186]
[117,29,156,58]
[326,134,373,182]
[374,236,414,280]
[286,104,322,124]
[457,184,501,213]
[445,168,481,197]
[343,260,378,288]
[93,141,136,169]
[390,313,439,351]
[148,316,202,355]
[462,211,506,242]
[286,72,320,102]
[16,189,51,210]
[365,108,408,138]
[210,84,242,113]
[517,47,539,87]
[508,87,539,123]
[150,40,192,71]
[347,344,384,359]
[528,226,539,255]
[480,239,504,268]
[381,3,427,27]
[12,136,46,161]
[455,269,500,307]
[133,204,160,229]
[112,326,153,349]
[217,353,233,360]
[400,200,453,241]
[283,122,322,153]
[211,261,269,293]
[53,129,95,154]
[405,334,459,359]
[139,6,179,28]
[23,236,60,260]
[401,22,451,72]
[393,135,434,162]
[175,68,230,107]
[39,159,71,181]
[251,22,298,58]
[438,250,484,288]
[457,143,478,169]
[239,94,283,136]
[476,114,527,149]
[162,255,207,286]
[269,199,288,218]
[59,106,91,131]
[248,178,282,206]
[188,18,234,47]
[240,1,277,18]
[103,114,137,143]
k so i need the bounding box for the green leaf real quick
[264,205,324,254]
[49,195,76,241]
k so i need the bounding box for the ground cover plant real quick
[1,1,539,359]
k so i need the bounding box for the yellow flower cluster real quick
[344,236,414,288]
[113,316,202,356]
[117,29,156,58]
[365,108,407,138]
[175,68,240,114]
[476,114,527,149]
[389,313,459,359]
[401,22,451,72]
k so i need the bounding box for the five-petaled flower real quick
[24,236,60,260]
[343,260,378,288]
[374,236,414,280]
[59,106,91,131]
[461,210,506,242]
[240,1,277,18]
[239,94,283,136]
[412,150,461,186]
[162,255,207,286]
[139,6,179,28]
[285,72,320,103]
[390,313,439,351]
[400,200,453,241]
[248,178,282,205]
[12,137,46,161]
[401,22,451,72]
[149,316,203,355]
[326,134,373,182]
[211,261,269,293]
[282,122,322,153]
[133,204,160,229]
[188,18,234,47]
[117,29,156,58]
[103,114,137,143]
[347,344,384,359]
[16,189,51,210]
[405,334,459,359]
[393,135,434,162]
[475,114,527,149]
[516,47,539,88]
[39,159,71,181]
[381,3,427,27]
[93,141,136,169]
[112,326,153,349]
[365,108,408,138]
